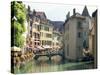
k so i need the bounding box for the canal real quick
[14,55,94,74]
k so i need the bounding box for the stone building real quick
[27,6,53,49]
[52,28,63,50]
[63,6,91,61]
[89,9,97,68]
[27,6,64,51]
[40,20,53,48]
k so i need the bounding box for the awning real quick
[43,45,52,49]
[34,47,40,51]
[11,46,21,51]
[37,46,44,50]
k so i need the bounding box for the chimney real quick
[73,8,76,15]
[66,12,70,19]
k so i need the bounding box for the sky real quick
[23,1,97,21]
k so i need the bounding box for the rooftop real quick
[82,6,90,17]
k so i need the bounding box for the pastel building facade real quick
[27,6,53,49]
[40,20,53,48]
[52,29,63,50]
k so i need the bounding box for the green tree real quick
[11,1,26,47]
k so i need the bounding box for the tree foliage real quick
[11,1,26,47]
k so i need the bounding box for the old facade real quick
[40,20,53,48]
[64,6,91,61]
[27,6,54,49]
[89,10,97,68]
[52,29,63,50]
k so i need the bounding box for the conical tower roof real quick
[82,6,90,17]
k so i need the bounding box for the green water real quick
[14,55,94,74]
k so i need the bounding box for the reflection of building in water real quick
[63,6,92,61]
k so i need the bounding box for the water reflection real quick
[14,55,94,74]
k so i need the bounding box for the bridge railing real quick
[34,49,64,55]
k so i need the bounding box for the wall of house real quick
[52,30,62,50]
[40,24,53,47]
[76,18,85,59]
[64,16,90,61]
[64,18,77,60]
